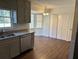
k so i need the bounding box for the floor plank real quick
[14,36,70,59]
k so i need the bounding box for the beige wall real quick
[12,24,29,30]
[0,24,29,32]
[31,0,75,41]
[35,7,74,41]
[51,6,75,14]
[50,6,75,41]
[34,5,75,41]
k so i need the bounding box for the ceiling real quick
[30,0,76,13]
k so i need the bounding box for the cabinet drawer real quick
[0,39,10,46]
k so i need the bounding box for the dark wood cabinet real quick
[17,0,31,24]
[0,37,20,59]
[24,0,31,23]
[17,0,25,24]
[9,37,20,58]
[0,32,34,58]
[0,0,17,10]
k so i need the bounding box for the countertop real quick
[0,31,34,40]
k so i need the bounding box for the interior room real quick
[0,0,77,59]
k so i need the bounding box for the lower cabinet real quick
[0,37,20,59]
[0,45,10,59]
[0,32,34,59]
[30,33,34,48]
[9,37,20,58]
[21,33,33,52]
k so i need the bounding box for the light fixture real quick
[43,7,50,16]
[43,12,49,15]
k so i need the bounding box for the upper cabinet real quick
[0,0,17,10]
[17,0,31,24]
[24,0,31,23]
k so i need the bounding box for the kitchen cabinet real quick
[21,34,31,52]
[0,45,10,59]
[0,0,17,10]
[30,32,34,48]
[0,32,34,58]
[0,37,20,59]
[17,0,31,24]
[9,37,20,58]
[21,33,34,52]
[17,0,25,24]
[24,0,31,23]
[0,39,10,59]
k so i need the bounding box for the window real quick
[30,14,35,28]
[35,15,43,28]
[30,14,43,28]
[0,9,17,28]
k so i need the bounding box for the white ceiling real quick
[30,0,75,8]
[30,0,76,13]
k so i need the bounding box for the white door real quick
[57,15,63,39]
[66,15,74,41]
[50,15,58,38]
[61,15,69,41]
[57,14,74,41]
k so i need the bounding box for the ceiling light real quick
[43,13,49,15]
[43,7,51,16]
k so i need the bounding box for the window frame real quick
[0,9,17,28]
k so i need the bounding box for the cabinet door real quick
[26,34,32,49]
[0,45,10,59]
[17,0,31,24]
[21,34,31,52]
[30,33,34,48]
[0,0,17,10]
[9,37,20,58]
[17,0,25,24]
[24,0,31,23]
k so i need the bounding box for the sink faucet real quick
[2,29,5,32]
[0,28,6,35]
[0,29,5,33]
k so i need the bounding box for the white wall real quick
[50,6,75,41]
[33,6,75,41]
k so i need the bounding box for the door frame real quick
[68,0,78,59]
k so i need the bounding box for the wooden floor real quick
[14,36,70,59]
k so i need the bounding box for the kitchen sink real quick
[0,33,15,38]
[0,36,5,38]
[5,33,15,37]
